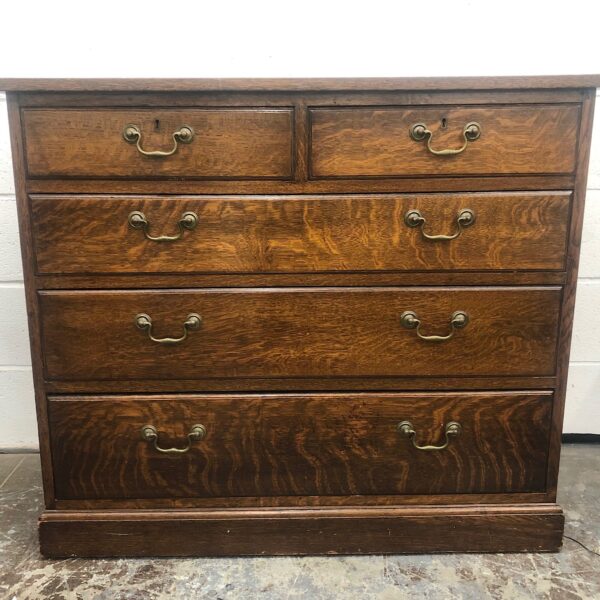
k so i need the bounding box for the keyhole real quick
[441,117,448,129]
[154,119,161,131]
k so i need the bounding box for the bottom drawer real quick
[48,392,552,500]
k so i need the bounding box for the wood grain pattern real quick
[4,79,595,556]
[38,505,565,557]
[53,492,552,511]
[2,74,599,91]
[6,94,56,507]
[39,287,561,381]
[48,392,553,499]
[546,89,597,498]
[310,105,580,177]
[23,108,294,179]
[30,192,571,275]
[35,271,567,291]
[24,175,577,195]
[43,375,558,395]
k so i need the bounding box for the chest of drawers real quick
[2,76,598,557]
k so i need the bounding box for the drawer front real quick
[31,192,571,275]
[23,108,294,179]
[39,287,560,381]
[48,392,553,500]
[310,105,580,177]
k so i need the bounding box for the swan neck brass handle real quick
[123,124,195,157]
[400,310,469,342]
[397,421,462,451]
[404,208,475,240]
[141,424,206,454]
[409,121,481,156]
[135,313,202,345]
[128,211,198,242]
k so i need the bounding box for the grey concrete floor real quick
[1,445,599,599]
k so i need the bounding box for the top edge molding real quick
[1,75,600,93]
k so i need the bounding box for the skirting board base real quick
[38,503,565,558]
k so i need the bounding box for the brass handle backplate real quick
[397,421,462,451]
[404,208,475,240]
[135,313,202,345]
[409,121,481,156]
[123,124,195,157]
[400,310,469,342]
[141,424,206,454]
[128,210,198,242]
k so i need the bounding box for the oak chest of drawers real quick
[2,76,599,557]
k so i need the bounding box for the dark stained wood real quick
[35,271,567,290]
[5,94,56,508]
[38,505,565,557]
[48,392,553,500]
[39,287,561,381]
[30,192,571,275]
[546,89,597,498]
[4,78,596,557]
[2,74,599,91]
[14,89,586,109]
[23,108,294,179]
[54,492,551,510]
[310,105,581,177]
[24,174,577,195]
[43,376,558,394]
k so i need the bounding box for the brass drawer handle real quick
[135,313,202,345]
[400,310,469,342]
[397,421,462,451]
[409,121,481,156]
[123,124,195,157]
[141,424,206,454]
[404,208,475,240]
[128,210,198,242]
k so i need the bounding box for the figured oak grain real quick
[48,392,553,499]
[38,287,561,381]
[310,105,580,177]
[30,192,571,275]
[23,108,294,179]
[4,80,595,557]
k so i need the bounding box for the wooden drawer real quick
[22,108,294,179]
[48,391,553,500]
[39,287,560,381]
[31,191,571,275]
[309,104,580,177]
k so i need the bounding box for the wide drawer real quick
[48,391,553,499]
[309,104,580,177]
[22,108,294,179]
[31,192,571,274]
[39,287,560,381]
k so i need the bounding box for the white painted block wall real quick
[0,90,599,448]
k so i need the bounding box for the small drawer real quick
[30,191,571,275]
[22,108,294,179]
[48,391,553,500]
[309,104,580,178]
[39,287,561,382]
